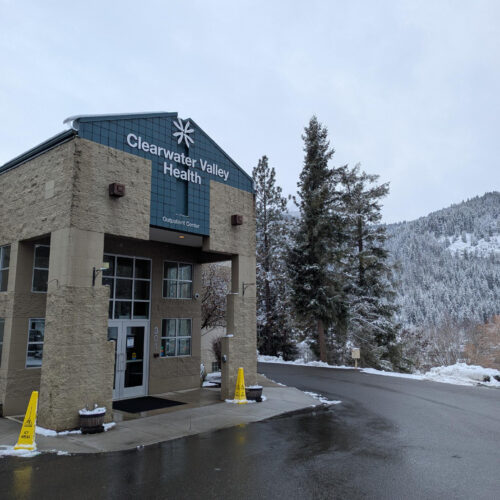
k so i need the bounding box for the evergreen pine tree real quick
[253,155,296,359]
[339,164,400,369]
[288,116,345,362]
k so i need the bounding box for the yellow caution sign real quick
[234,367,248,404]
[14,391,38,451]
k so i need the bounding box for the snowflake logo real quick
[173,118,194,148]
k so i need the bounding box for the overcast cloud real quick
[1,0,498,222]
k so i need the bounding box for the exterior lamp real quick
[92,262,110,286]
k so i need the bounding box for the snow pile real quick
[423,363,500,387]
[36,421,115,436]
[36,426,81,437]
[258,354,354,370]
[0,446,40,458]
[361,368,424,380]
[79,406,106,416]
[304,391,341,406]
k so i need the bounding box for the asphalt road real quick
[1,364,499,500]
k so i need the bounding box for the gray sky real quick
[1,0,499,222]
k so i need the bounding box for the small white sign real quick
[127,337,134,348]
[352,348,360,359]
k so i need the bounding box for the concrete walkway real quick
[0,377,318,454]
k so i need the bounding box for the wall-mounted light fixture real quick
[92,262,110,286]
[231,214,243,225]
[109,183,125,197]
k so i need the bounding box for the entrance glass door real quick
[108,320,149,400]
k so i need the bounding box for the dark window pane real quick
[32,269,48,292]
[103,255,115,276]
[34,246,50,269]
[1,246,10,268]
[179,282,192,299]
[115,279,133,299]
[0,270,8,292]
[108,301,113,319]
[177,338,191,356]
[164,262,177,280]
[135,259,151,279]
[134,280,150,301]
[115,301,132,319]
[103,278,114,298]
[161,338,175,357]
[179,264,192,281]
[133,302,149,319]
[116,257,133,277]
[26,344,43,367]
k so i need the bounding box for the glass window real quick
[0,318,4,367]
[104,254,151,320]
[26,319,45,368]
[160,318,192,357]
[0,245,10,292]
[116,257,133,278]
[32,245,50,292]
[163,262,193,299]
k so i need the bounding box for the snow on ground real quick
[36,422,116,436]
[258,354,355,370]
[258,355,500,388]
[423,363,500,387]
[0,446,40,458]
[304,392,342,406]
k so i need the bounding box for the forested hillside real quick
[385,191,500,330]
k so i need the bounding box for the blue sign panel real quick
[74,113,253,236]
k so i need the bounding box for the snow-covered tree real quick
[253,155,296,359]
[338,164,400,369]
[288,116,346,362]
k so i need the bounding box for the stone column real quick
[1,241,48,415]
[221,254,257,400]
[38,227,114,431]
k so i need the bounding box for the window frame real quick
[0,245,10,292]
[31,244,50,293]
[103,253,152,320]
[0,318,4,368]
[26,318,45,369]
[160,318,192,358]
[162,261,193,300]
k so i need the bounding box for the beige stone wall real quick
[0,141,74,246]
[70,138,151,240]
[38,227,114,430]
[204,181,257,399]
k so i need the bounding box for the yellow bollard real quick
[233,367,248,404]
[14,391,38,451]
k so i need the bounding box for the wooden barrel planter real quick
[245,386,263,402]
[79,407,106,434]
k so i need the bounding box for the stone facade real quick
[204,181,257,399]
[0,123,256,428]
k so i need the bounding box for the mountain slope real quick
[385,192,500,329]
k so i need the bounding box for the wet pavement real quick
[1,364,499,499]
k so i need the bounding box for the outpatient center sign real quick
[74,113,253,235]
